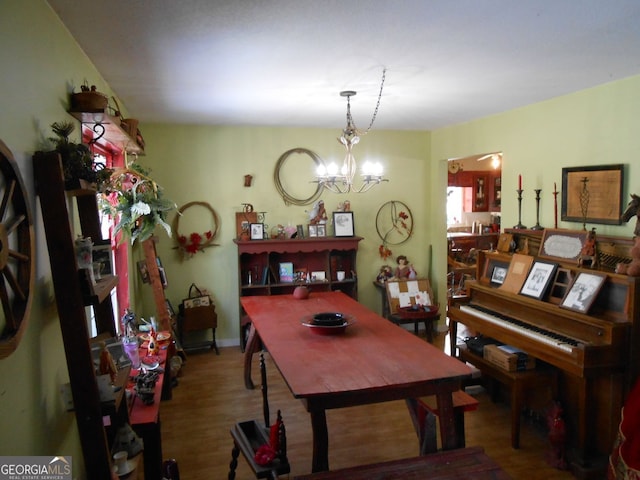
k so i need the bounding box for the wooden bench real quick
[412,390,479,454]
[293,446,512,479]
[458,345,558,449]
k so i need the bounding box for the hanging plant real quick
[172,201,220,259]
[99,163,175,244]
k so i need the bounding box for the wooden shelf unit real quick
[234,236,362,350]
[34,150,121,479]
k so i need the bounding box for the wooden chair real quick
[228,353,290,480]
[385,279,440,342]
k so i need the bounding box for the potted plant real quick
[99,162,175,244]
[49,121,111,190]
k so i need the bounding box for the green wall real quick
[133,125,431,343]
[429,76,640,309]
[1,0,639,478]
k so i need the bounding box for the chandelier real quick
[315,70,388,193]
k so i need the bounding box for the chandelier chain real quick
[352,68,386,136]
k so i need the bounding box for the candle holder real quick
[513,189,527,229]
[531,189,543,230]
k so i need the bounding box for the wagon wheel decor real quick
[0,140,35,359]
[375,200,414,260]
[172,201,220,259]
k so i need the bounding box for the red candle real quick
[518,175,522,190]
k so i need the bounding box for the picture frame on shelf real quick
[499,253,534,294]
[279,262,294,283]
[250,223,264,240]
[308,224,318,237]
[317,224,326,237]
[333,211,354,237]
[311,271,326,282]
[490,265,508,285]
[560,271,606,313]
[519,261,557,300]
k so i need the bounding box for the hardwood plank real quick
[160,330,575,479]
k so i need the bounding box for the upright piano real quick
[449,239,640,477]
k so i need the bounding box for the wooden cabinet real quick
[489,171,501,211]
[472,173,489,212]
[234,237,362,350]
[34,151,120,479]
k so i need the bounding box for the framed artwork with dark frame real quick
[560,271,606,313]
[308,224,318,237]
[317,224,326,237]
[519,261,557,300]
[561,164,624,225]
[250,223,264,240]
[333,211,354,237]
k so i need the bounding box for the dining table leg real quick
[309,409,329,472]
[243,323,261,389]
[436,390,458,450]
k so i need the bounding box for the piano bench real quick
[458,345,558,449]
[415,390,479,454]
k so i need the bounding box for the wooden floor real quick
[160,329,575,479]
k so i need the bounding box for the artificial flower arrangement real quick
[99,163,175,244]
[176,230,214,256]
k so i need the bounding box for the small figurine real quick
[308,200,328,225]
[393,255,417,280]
[376,265,393,283]
[147,327,158,356]
[337,200,351,212]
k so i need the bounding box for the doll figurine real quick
[377,265,393,283]
[394,255,417,280]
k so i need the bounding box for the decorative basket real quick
[70,91,108,111]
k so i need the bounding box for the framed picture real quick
[137,260,150,284]
[317,224,326,237]
[538,228,588,263]
[250,223,264,240]
[333,211,354,237]
[519,261,557,299]
[560,272,606,313]
[279,262,294,283]
[236,211,258,238]
[93,244,113,275]
[308,224,318,237]
[490,265,508,285]
[311,271,326,281]
[499,253,534,294]
[561,164,624,225]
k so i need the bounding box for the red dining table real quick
[241,291,473,472]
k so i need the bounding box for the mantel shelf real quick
[69,109,144,155]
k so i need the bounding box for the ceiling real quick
[47,0,640,131]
